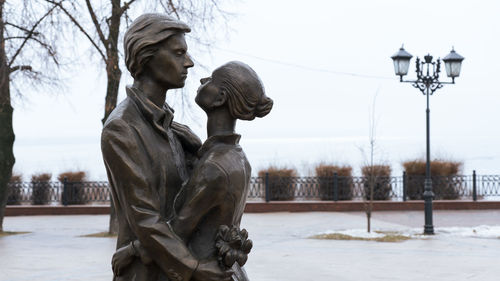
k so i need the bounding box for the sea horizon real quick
[12,135,500,181]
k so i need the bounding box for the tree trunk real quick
[105,0,122,234]
[366,174,372,233]
[101,0,122,125]
[0,1,15,232]
[104,55,121,235]
[368,176,374,233]
[0,104,14,233]
[101,62,121,125]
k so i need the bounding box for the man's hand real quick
[112,243,135,276]
[193,259,233,281]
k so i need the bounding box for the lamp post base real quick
[423,224,434,235]
[423,178,434,235]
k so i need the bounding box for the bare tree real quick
[0,0,63,232]
[359,90,381,233]
[48,0,232,234]
[364,94,377,233]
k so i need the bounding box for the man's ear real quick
[213,90,227,107]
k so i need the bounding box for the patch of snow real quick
[316,225,500,240]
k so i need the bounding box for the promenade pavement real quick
[1,210,499,281]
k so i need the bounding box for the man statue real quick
[101,13,232,281]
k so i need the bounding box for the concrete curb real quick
[5,205,110,216]
[244,200,500,212]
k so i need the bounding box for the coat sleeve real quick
[171,121,202,154]
[171,160,228,241]
[101,119,198,280]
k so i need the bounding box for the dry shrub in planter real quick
[315,165,353,200]
[403,160,462,200]
[258,167,297,201]
[7,173,23,205]
[58,171,87,205]
[31,173,52,205]
[361,165,392,200]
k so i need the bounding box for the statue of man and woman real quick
[101,13,273,281]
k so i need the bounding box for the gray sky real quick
[12,0,500,179]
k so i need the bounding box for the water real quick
[12,135,500,180]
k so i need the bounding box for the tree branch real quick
[5,22,41,36]
[9,65,33,74]
[45,0,107,62]
[8,2,60,68]
[167,0,180,19]
[4,36,26,40]
[119,0,138,16]
[5,36,57,63]
[84,0,108,46]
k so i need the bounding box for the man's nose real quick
[185,53,194,68]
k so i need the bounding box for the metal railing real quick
[7,171,500,205]
[7,181,111,205]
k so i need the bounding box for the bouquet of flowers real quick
[215,225,253,269]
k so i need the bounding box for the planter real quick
[259,168,297,201]
[315,165,353,201]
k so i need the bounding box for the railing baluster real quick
[472,170,477,201]
[402,171,407,201]
[265,172,270,203]
[333,173,338,202]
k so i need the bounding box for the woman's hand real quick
[112,243,135,276]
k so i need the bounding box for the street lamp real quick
[391,45,464,235]
[442,48,465,82]
[391,46,413,81]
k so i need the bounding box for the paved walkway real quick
[1,210,499,281]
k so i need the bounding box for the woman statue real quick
[112,61,273,281]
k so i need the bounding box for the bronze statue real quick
[102,13,272,281]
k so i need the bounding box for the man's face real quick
[146,33,194,89]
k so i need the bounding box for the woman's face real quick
[195,69,225,112]
[145,33,194,89]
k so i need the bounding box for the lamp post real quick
[391,46,464,235]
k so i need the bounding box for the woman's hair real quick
[124,13,190,78]
[214,61,273,120]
